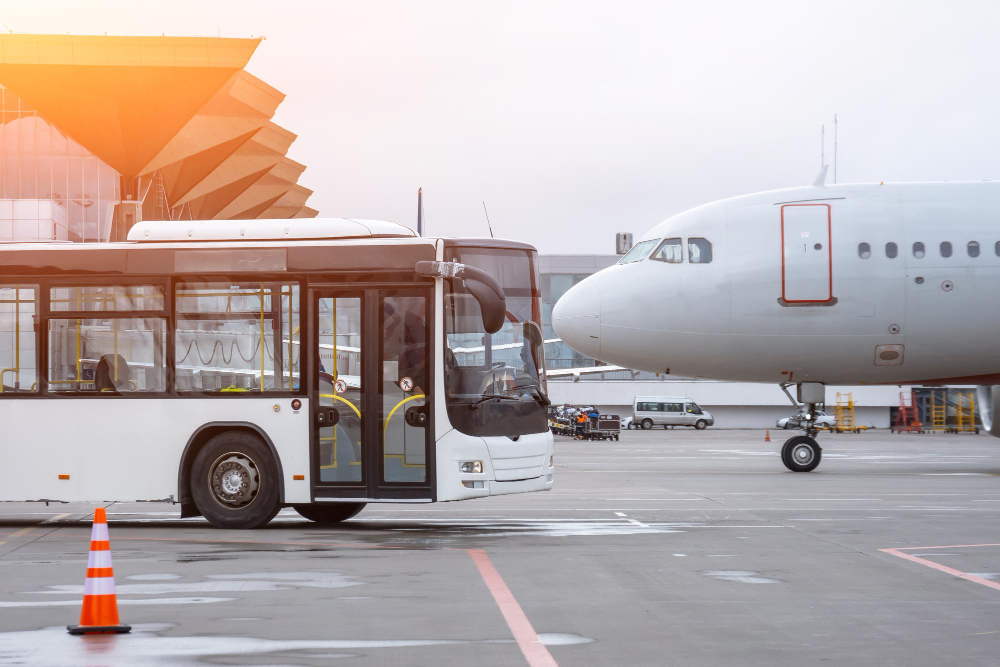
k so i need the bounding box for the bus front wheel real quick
[191,431,281,529]
[294,503,366,524]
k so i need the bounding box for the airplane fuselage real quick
[553,182,1000,386]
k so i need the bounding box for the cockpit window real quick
[650,238,683,263]
[688,238,712,264]
[618,239,658,264]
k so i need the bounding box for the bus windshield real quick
[444,246,548,437]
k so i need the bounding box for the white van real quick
[632,396,714,430]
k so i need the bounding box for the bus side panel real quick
[0,398,311,504]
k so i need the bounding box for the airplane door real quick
[781,204,832,303]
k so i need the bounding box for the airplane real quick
[551,175,1000,472]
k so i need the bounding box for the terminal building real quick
[0,33,316,244]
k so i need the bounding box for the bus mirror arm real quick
[415,261,506,334]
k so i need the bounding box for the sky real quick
[3,0,999,253]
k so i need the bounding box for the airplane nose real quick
[551,279,602,360]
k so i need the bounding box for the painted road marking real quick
[881,543,1000,593]
[0,526,37,547]
[468,549,557,667]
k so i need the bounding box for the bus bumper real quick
[436,429,554,502]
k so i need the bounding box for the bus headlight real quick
[460,461,483,474]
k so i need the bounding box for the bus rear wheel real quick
[191,431,281,529]
[294,503,366,524]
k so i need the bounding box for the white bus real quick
[0,219,553,528]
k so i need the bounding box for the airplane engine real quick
[976,386,1000,437]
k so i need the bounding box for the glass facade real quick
[0,85,120,243]
[541,272,596,370]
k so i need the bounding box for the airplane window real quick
[858,243,871,259]
[940,241,952,258]
[688,238,713,264]
[885,242,898,259]
[650,238,683,263]
[913,242,925,258]
[968,241,980,258]
[619,239,658,264]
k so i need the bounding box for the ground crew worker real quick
[575,412,588,439]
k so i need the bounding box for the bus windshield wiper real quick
[513,382,552,407]
[468,393,523,410]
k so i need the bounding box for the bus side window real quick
[175,282,300,393]
[47,285,166,394]
[0,285,39,394]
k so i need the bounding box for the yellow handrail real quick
[383,394,426,443]
[0,368,14,393]
[319,393,361,418]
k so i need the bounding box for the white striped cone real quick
[67,507,130,635]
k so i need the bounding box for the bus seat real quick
[96,354,131,394]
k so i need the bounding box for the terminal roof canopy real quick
[0,34,260,179]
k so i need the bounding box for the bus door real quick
[311,289,432,500]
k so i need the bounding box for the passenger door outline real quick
[781,203,833,303]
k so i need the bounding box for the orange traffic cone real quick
[765,429,771,442]
[67,508,131,635]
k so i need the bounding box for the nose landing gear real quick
[779,382,824,472]
[781,434,822,472]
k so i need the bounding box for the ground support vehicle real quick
[585,415,621,441]
[633,396,713,430]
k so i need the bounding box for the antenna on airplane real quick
[482,201,495,238]
[833,113,838,184]
[417,187,423,236]
[813,165,829,187]
[820,124,825,169]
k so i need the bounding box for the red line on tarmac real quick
[894,543,1000,551]
[881,548,1000,593]
[467,548,557,667]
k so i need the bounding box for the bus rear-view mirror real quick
[415,260,506,334]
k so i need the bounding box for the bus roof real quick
[127,218,416,242]
[0,228,538,277]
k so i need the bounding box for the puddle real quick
[703,570,778,584]
[0,624,594,665]
[0,597,234,608]
[373,521,679,538]
[175,554,238,563]
[537,633,594,646]
[0,572,362,608]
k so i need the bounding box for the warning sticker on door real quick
[400,377,414,392]
[334,379,348,394]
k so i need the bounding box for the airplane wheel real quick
[781,436,821,472]
[641,419,653,430]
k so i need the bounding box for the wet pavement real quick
[0,429,999,665]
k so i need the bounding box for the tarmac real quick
[0,429,998,666]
